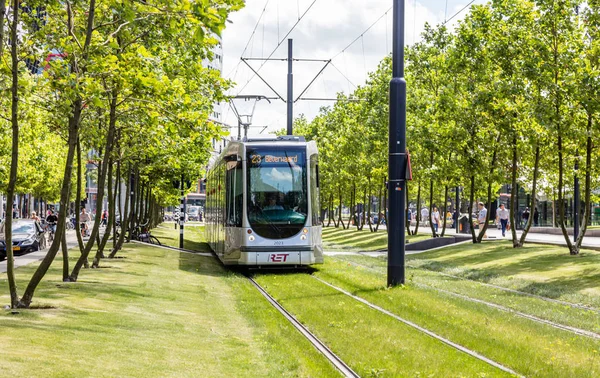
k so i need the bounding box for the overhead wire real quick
[443,0,476,25]
[332,6,392,61]
[235,0,319,96]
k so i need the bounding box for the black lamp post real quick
[388,0,407,286]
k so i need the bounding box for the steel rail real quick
[247,276,360,378]
[311,275,524,378]
[339,258,600,340]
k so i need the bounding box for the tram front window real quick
[247,147,307,239]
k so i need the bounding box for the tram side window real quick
[310,154,321,226]
[226,160,243,227]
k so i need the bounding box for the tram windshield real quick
[247,147,308,239]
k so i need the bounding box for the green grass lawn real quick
[322,226,432,251]
[407,241,600,308]
[148,224,600,376]
[254,271,507,377]
[304,257,600,377]
[152,224,210,252]
[0,243,338,377]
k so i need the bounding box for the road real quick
[1,230,87,274]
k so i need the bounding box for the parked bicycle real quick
[116,221,161,245]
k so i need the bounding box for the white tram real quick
[205,136,323,266]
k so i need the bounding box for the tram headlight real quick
[300,235,307,240]
[248,235,255,241]
[303,228,308,234]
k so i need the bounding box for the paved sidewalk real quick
[1,230,83,274]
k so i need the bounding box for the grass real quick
[150,224,600,376]
[307,257,600,377]
[0,243,338,377]
[407,241,600,308]
[254,271,507,377]
[152,224,210,252]
[322,226,431,251]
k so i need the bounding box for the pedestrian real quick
[432,206,440,234]
[420,206,429,226]
[496,204,510,237]
[522,207,530,226]
[452,210,458,229]
[12,205,18,219]
[533,207,539,227]
[477,202,488,238]
[101,209,108,227]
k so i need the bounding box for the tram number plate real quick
[269,254,289,263]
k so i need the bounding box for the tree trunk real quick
[478,133,501,243]
[20,102,81,307]
[127,169,138,242]
[74,138,85,252]
[375,179,383,232]
[110,164,132,258]
[441,186,448,237]
[358,187,366,231]
[92,158,114,268]
[468,175,478,243]
[5,0,21,308]
[113,159,121,249]
[574,113,593,252]
[518,145,540,247]
[557,133,576,254]
[429,178,437,237]
[70,89,118,281]
[61,225,69,282]
[413,182,421,236]
[383,177,388,235]
[368,178,374,232]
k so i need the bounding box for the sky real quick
[220,0,485,138]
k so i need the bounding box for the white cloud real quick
[221,0,484,138]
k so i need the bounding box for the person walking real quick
[533,207,539,227]
[522,207,530,226]
[432,206,440,234]
[420,206,429,226]
[477,202,488,238]
[101,209,108,227]
[496,204,510,237]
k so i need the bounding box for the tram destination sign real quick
[250,153,299,165]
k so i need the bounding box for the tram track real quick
[246,275,360,378]
[310,275,524,378]
[328,251,600,314]
[336,258,600,341]
[154,242,358,376]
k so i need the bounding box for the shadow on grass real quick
[178,249,228,278]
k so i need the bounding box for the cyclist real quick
[79,208,91,237]
[30,211,41,222]
[45,211,58,241]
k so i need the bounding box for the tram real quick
[205,136,323,266]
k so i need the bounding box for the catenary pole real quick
[388,0,406,286]
[287,39,293,135]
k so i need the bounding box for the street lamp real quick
[388,0,407,286]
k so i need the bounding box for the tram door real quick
[225,157,243,258]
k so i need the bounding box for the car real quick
[0,219,47,261]
[187,206,201,221]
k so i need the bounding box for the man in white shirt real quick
[496,204,510,237]
[421,207,429,226]
[477,202,487,238]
